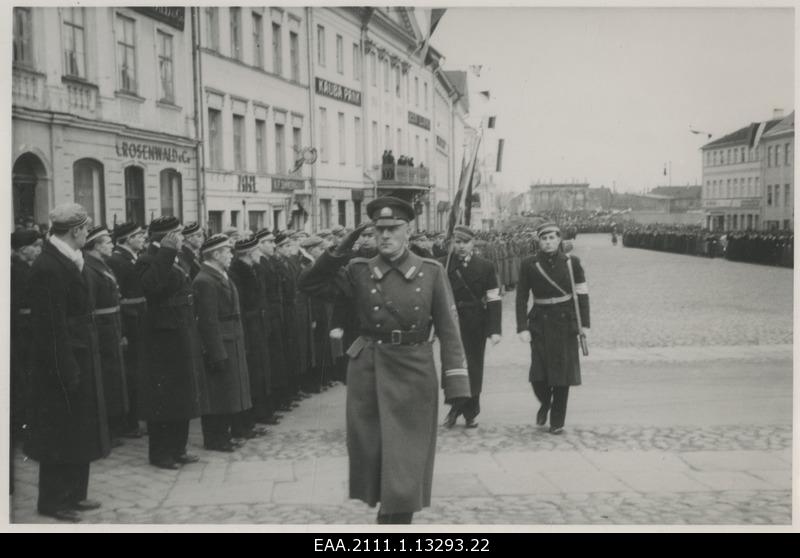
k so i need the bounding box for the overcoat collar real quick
[201,262,231,285]
[43,240,88,288]
[369,249,423,281]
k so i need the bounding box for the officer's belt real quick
[456,301,484,309]
[18,308,31,315]
[360,329,429,345]
[219,313,241,322]
[120,297,147,305]
[93,306,120,316]
[533,295,572,305]
[164,293,194,307]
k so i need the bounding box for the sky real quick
[431,7,795,194]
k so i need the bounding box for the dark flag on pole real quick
[496,138,505,172]
[446,133,482,239]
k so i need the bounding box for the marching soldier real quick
[107,222,147,438]
[441,225,502,429]
[178,221,203,280]
[194,235,253,451]
[136,217,204,469]
[26,204,110,522]
[516,222,590,435]
[410,232,433,258]
[299,196,470,524]
[83,226,129,443]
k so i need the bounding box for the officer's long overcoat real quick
[300,249,469,514]
[260,255,289,394]
[193,264,252,415]
[136,244,206,421]
[25,241,110,463]
[85,253,129,418]
[515,252,590,387]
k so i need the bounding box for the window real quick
[233,114,245,171]
[414,77,419,106]
[395,66,401,98]
[755,176,760,195]
[231,210,239,228]
[336,34,343,74]
[255,119,267,172]
[73,159,104,224]
[208,211,223,234]
[252,12,263,68]
[371,121,378,166]
[292,126,302,167]
[63,8,86,78]
[713,151,718,166]
[747,214,753,229]
[290,31,299,81]
[786,143,792,166]
[767,185,773,206]
[424,81,428,110]
[338,200,347,227]
[354,117,363,167]
[385,125,391,152]
[157,31,174,102]
[319,199,331,229]
[726,149,731,165]
[230,7,242,60]
[424,138,429,165]
[205,7,219,50]
[272,22,282,75]
[396,128,402,155]
[317,25,326,66]
[319,107,328,163]
[767,146,772,167]
[732,215,738,229]
[354,200,362,226]
[248,211,265,233]
[160,169,183,218]
[13,8,33,66]
[775,185,781,207]
[353,43,360,81]
[383,60,389,92]
[275,123,285,174]
[747,177,753,197]
[370,53,377,86]
[208,108,223,168]
[740,147,745,163]
[785,184,791,208]
[415,135,420,162]
[726,179,730,197]
[124,166,145,225]
[116,15,137,92]
[338,112,346,164]
[733,178,738,197]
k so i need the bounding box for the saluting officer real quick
[178,221,204,280]
[136,217,204,469]
[26,204,110,522]
[516,222,590,435]
[83,226,129,442]
[106,222,147,438]
[441,225,502,429]
[299,196,470,525]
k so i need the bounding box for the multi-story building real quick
[700,111,784,231]
[760,111,794,231]
[12,7,200,228]
[528,182,591,212]
[198,6,311,234]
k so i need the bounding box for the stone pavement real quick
[7,234,796,528]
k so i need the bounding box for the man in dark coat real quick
[83,226,129,442]
[441,225,502,428]
[516,222,590,435]
[178,221,203,279]
[26,204,110,522]
[10,229,42,494]
[275,233,303,404]
[136,217,204,469]
[299,197,470,525]
[106,222,147,438]
[298,235,334,393]
[194,235,253,451]
[409,232,433,258]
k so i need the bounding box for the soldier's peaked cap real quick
[113,222,143,242]
[86,225,111,244]
[274,232,292,246]
[536,222,561,236]
[201,234,231,254]
[149,216,182,235]
[234,237,258,252]
[300,235,324,249]
[49,203,89,233]
[366,196,415,226]
[453,225,475,240]
[182,221,201,236]
[254,228,275,241]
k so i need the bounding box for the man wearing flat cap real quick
[26,203,110,522]
[136,217,205,469]
[106,222,148,438]
[300,196,469,524]
[275,232,305,404]
[83,226,130,443]
[516,222,590,435]
[441,225,502,429]
[193,235,253,451]
[298,235,334,393]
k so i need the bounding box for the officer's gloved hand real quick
[161,230,183,251]
[334,222,370,257]
[518,331,532,343]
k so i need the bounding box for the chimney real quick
[773,108,784,119]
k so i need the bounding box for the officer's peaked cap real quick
[201,234,231,254]
[366,196,415,226]
[149,216,182,235]
[453,225,475,240]
[536,222,561,237]
[182,221,201,236]
[113,222,143,243]
[86,225,111,244]
[234,237,258,252]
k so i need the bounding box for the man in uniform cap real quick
[441,225,502,429]
[178,221,203,280]
[26,204,110,521]
[275,231,306,404]
[106,222,147,438]
[136,217,204,469]
[299,196,469,524]
[516,222,590,435]
[298,235,333,393]
[193,235,253,451]
[83,226,130,445]
[409,232,433,258]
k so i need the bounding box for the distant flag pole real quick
[414,8,447,62]
[445,128,483,272]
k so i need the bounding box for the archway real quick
[12,152,48,228]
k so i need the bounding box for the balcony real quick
[63,76,98,117]
[12,65,46,110]
[378,164,431,187]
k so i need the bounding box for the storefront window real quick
[73,159,105,224]
[124,165,145,225]
[160,169,182,218]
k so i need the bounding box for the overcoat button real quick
[373,306,380,311]
[415,288,421,292]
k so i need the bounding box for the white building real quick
[12,7,199,229]
[760,111,794,231]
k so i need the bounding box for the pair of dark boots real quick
[377,511,413,524]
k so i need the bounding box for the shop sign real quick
[272,176,305,192]
[315,77,362,106]
[408,111,431,130]
[116,141,192,164]
[436,135,447,149]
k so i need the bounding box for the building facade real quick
[760,111,794,231]
[528,182,591,212]
[12,7,199,229]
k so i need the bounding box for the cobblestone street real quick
[9,234,794,527]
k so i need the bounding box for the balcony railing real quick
[12,66,46,109]
[63,77,98,116]
[379,164,431,186]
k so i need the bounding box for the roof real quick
[529,183,590,189]
[702,118,783,149]
[649,186,702,198]
[443,71,468,112]
[762,111,794,139]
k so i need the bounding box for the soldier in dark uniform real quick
[409,232,433,258]
[275,232,304,405]
[441,225,502,429]
[194,235,253,451]
[299,235,334,393]
[178,221,203,280]
[516,222,590,435]
[83,226,129,444]
[136,217,204,469]
[26,204,110,522]
[10,229,42,494]
[299,197,470,525]
[106,223,147,438]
